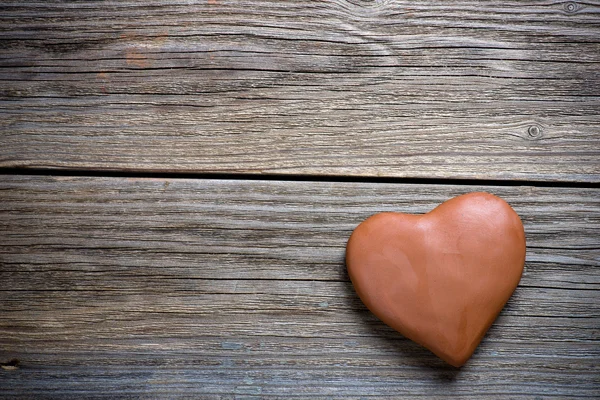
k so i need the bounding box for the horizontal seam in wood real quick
[1,168,598,188]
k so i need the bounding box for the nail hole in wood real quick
[564,2,579,13]
[527,125,543,139]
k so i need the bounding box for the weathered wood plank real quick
[1,1,599,181]
[0,175,598,398]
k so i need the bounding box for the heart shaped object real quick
[346,192,526,367]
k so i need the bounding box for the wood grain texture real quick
[1,1,599,181]
[0,175,598,398]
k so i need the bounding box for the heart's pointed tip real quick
[434,347,472,368]
[445,355,469,368]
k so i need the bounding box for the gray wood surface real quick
[1,175,598,398]
[1,1,600,181]
[1,1,599,397]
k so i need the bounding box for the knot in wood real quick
[0,359,20,371]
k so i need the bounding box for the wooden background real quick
[1,1,599,398]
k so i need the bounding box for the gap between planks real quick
[1,167,598,189]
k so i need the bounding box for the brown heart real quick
[346,192,526,367]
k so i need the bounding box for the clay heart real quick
[346,192,526,367]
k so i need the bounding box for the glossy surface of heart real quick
[346,192,526,367]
